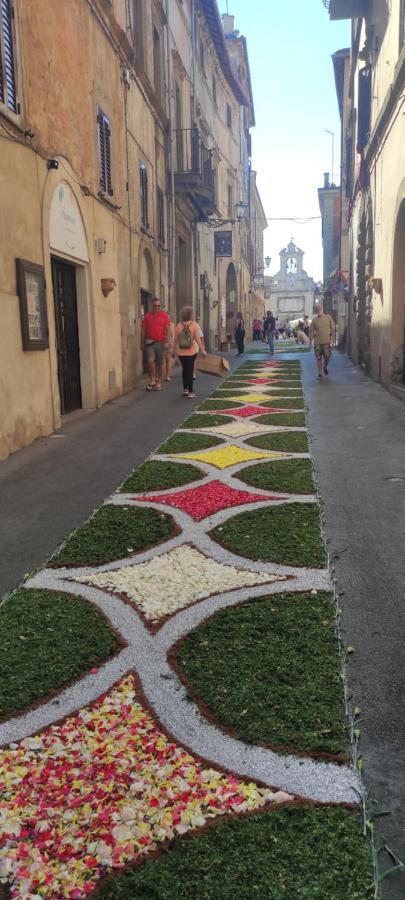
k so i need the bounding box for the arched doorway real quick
[391,199,405,383]
[139,247,155,314]
[225,262,237,338]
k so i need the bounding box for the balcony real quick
[323,0,369,19]
[174,128,216,220]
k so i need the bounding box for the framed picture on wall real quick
[16,259,49,351]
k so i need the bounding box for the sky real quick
[218,0,350,281]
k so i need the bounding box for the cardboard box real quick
[196,353,230,377]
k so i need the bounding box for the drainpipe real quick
[166,0,176,316]
[191,0,197,122]
[191,0,198,318]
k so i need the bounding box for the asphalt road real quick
[0,358,237,597]
[303,349,405,899]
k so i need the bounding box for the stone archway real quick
[225,262,237,338]
[391,199,405,383]
[139,247,155,313]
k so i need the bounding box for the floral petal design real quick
[190,422,295,438]
[136,480,278,521]
[223,394,279,404]
[0,676,274,898]
[171,445,287,469]
[217,406,283,418]
[76,545,285,622]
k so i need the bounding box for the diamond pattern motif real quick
[76,545,284,622]
[224,393,277,403]
[218,406,280,418]
[191,421,287,438]
[172,444,285,469]
[136,480,275,521]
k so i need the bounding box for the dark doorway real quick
[203,286,210,351]
[226,262,237,339]
[140,289,152,314]
[51,257,82,415]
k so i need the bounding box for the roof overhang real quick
[199,0,248,105]
[332,48,350,119]
[329,0,368,20]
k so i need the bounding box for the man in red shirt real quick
[141,297,171,391]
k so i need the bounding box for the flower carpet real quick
[0,353,371,898]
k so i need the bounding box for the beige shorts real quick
[314,343,331,361]
[145,341,165,365]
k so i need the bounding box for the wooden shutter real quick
[104,120,113,195]
[97,110,113,196]
[1,0,18,112]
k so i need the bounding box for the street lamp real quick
[264,256,271,269]
[235,201,248,220]
[325,129,334,184]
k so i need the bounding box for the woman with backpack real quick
[172,306,207,398]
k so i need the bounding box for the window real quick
[199,39,205,73]
[400,0,405,48]
[212,76,217,106]
[357,65,371,153]
[227,184,233,219]
[140,164,148,229]
[153,26,163,103]
[0,0,18,113]
[226,103,232,129]
[157,187,165,245]
[132,0,144,67]
[97,109,113,196]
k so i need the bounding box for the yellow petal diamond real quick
[222,393,277,404]
[172,445,286,469]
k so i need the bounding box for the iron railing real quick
[174,127,214,194]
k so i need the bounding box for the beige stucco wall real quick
[348,3,405,384]
[0,0,170,459]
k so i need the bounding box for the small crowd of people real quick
[141,299,336,396]
[141,298,206,398]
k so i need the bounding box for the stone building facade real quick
[264,242,317,327]
[0,0,265,459]
[326,0,405,391]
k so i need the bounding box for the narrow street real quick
[3,342,405,897]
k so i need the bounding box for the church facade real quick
[264,241,317,327]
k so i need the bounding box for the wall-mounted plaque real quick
[16,259,49,351]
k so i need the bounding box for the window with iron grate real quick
[157,186,165,245]
[97,109,113,196]
[140,164,149,229]
[0,0,18,114]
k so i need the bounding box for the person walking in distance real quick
[173,306,206,398]
[310,303,335,378]
[264,310,276,354]
[141,297,171,391]
[235,312,245,356]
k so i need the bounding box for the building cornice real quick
[198,0,248,105]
